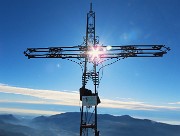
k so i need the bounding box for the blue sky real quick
[0,0,180,124]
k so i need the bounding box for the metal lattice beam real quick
[24,45,169,59]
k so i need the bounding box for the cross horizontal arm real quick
[24,45,170,59]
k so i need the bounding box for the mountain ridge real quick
[0,112,180,136]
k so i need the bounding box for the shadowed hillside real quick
[0,112,180,136]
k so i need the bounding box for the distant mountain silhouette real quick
[0,114,19,123]
[0,114,56,136]
[0,112,180,136]
[97,114,180,136]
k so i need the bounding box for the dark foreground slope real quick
[0,113,180,136]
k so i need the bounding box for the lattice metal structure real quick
[24,3,170,136]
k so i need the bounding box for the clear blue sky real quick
[0,0,180,124]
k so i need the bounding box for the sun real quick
[87,45,107,63]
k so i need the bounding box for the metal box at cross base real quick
[82,96,97,106]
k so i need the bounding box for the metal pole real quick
[94,63,98,136]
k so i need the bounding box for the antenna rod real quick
[90,2,92,11]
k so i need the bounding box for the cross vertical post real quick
[80,3,100,136]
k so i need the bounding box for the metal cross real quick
[24,3,170,136]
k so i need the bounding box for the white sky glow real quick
[0,84,179,111]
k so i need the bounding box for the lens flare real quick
[87,46,105,63]
[106,46,112,50]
